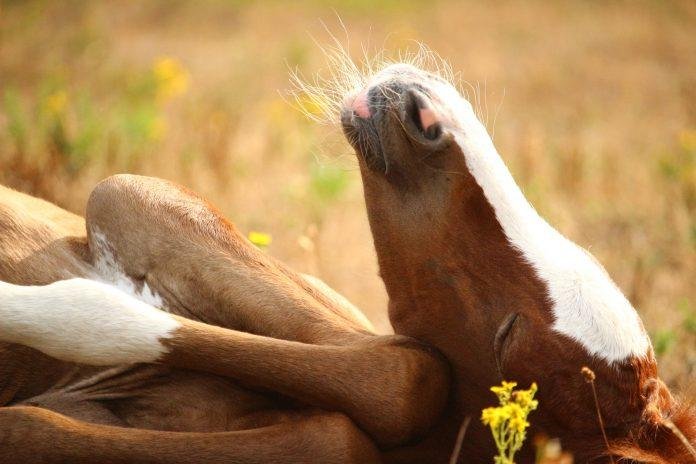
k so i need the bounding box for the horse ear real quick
[610,393,696,464]
[663,399,696,463]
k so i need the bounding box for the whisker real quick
[289,38,457,129]
[491,87,506,141]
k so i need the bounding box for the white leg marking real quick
[0,278,180,365]
[90,228,164,308]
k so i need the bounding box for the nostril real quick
[419,107,438,132]
[405,89,442,141]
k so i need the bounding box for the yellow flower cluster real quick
[152,57,190,103]
[481,381,538,464]
[43,90,68,117]
[482,403,529,433]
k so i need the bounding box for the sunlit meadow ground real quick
[1,0,694,395]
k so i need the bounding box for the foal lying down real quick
[0,58,694,463]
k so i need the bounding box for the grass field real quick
[1,0,694,392]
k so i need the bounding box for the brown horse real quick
[0,57,694,463]
[335,60,695,463]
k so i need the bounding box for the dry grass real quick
[0,0,694,390]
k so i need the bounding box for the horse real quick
[0,55,693,463]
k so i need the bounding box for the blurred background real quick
[0,0,694,389]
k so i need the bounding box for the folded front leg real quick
[0,405,382,464]
[85,174,370,344]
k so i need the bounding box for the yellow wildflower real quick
[491,380,517,404]
[43,90,68,117]
[248,231,272,248]
[679,129,696,152]
[512,382,538,409]
[481,407,507,428]
[509,416,529,433]
[506,403,524,419]
[481,381,538,464]
[152,57,190,102]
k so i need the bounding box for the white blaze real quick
[437,81,650,362]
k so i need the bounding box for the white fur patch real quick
[90,229,164,308]
[0,278,180,365]
[437,85,650,362]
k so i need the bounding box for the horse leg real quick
[85,174,372,343]
[0,276,446,448]
[0,405,382,464]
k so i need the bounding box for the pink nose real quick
[351,88,370,118]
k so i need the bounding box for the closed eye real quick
[494,312,519,378]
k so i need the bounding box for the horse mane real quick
[610,382,696,464]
